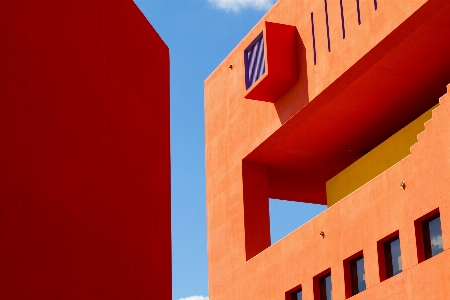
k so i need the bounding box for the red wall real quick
[0,1,171,299]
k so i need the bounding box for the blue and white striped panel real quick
[245,33,265,89]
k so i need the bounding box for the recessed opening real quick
[270,199,326,244]
[423,214,444,259]
[344,252,366,298]
[311,12,316,65]
[314,271,332,300]
[415,209,444,263]
[286,286,303,300]
[340,0,346,39]
[324,0,330,52]
[385,237,402,278]
[377,232,402,281]
[356,0,361,24]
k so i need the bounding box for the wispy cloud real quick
[208,0,276,12]
[431,235,443,249]
[179,296,209,300]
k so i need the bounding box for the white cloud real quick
[179,296,209,300]
[431,235,443,249]
[209,0,276,12]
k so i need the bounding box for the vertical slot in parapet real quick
[311,12,317,65]
[324,0,331,52]
[356,0,361,24]
[340,0,346,39]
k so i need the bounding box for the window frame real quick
[244,32,266,90]
[286,284,303,300]
[377,231,402,282]
[313,269,332,300]
[344,251,366,298]
[414,208,443,263]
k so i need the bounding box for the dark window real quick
[384,236,402,278]
[350,256,366,296]
[244,33,265,89]
[290,288,303,300]
[423,213,443,259]
[319,273,332,300]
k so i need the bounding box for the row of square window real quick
[288,210,444,300]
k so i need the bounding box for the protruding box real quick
[244,21,298,102]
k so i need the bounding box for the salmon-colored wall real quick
[205,0,450,298]
[0,1,171,299]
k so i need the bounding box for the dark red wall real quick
[0,1,171,299]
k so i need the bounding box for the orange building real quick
[205,0,450,299]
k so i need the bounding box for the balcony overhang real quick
[245,1,450,204]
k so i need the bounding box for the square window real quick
[415,210,444,262]
[244,32,265,89]
[384,235,402,279]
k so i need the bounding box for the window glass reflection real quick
[294,290,302,300]
[385,236,402,278]
[319,273,332,300]
[423,215,443,259]
[350,256,366,295]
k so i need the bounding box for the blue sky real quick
[133,1,326,299]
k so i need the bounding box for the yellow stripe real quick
[326,104,438,207]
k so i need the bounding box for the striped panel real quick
[245,33,265,89]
